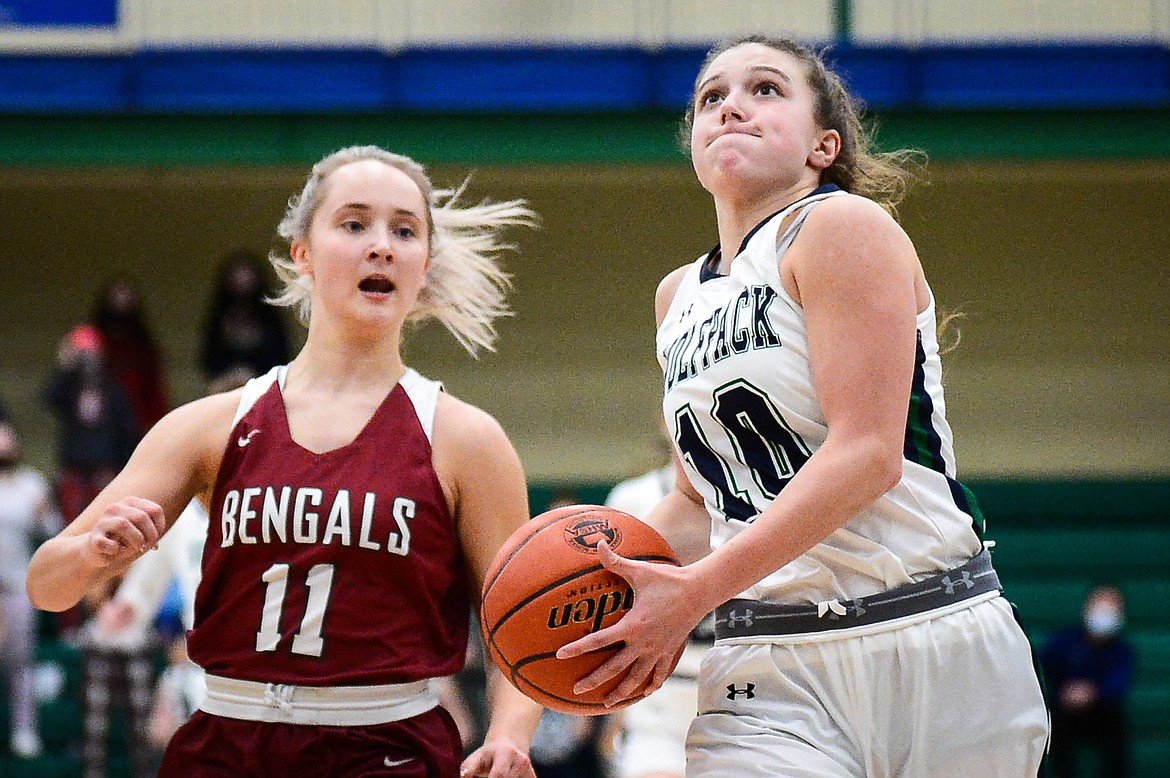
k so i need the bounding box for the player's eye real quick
[341,219,364,233]
[698,88,723,107]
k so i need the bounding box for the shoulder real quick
[430,390,528,564]
[156,389,243,442]
[434,392,507,444]
[798,192,905,243]
[431,392,519,475]
[784,193,918,303]
[138,389,244,476]
[655,263,695,325]
[87,388,246,514]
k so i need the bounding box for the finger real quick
[556,623,622,660]
[605,659,654,706]
[107,502,161,551]
[573,647,636,695]
[649,655,675,690]
[595,539,629,573]
[121,496,165,547]
[103,515,149,554]
[92,535,124,557]
[459,752,486,778]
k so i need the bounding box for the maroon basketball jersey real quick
[187,367,470,686]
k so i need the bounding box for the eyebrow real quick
[697,64,793,94]
[337,203,422,219]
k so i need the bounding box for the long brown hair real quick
[681,35,923,214]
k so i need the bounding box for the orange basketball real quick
[480,504,683,715]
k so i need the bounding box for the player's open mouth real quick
[359,276,394,294]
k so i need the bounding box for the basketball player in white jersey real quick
[560,37,1048,776]
[29,146,542,777]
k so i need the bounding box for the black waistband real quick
[714,549,999,640]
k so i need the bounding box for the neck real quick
[292,316,406,394]
[711,178,821,269]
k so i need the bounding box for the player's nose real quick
[367,227,394,262]
[720,89,747,124]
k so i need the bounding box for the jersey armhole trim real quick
[230,365,284,428]
[400,368,442,444]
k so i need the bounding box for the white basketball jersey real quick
[657,188,983,605]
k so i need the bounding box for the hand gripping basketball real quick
[479,504,685,715]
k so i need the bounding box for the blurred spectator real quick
[77,500,206,778]
[0,419,62,759]
[146,632,203,753]
[43,323,139,522]
[98,501,208,763]
[91,278,170,432]
[531,709,604,778]
[43,323,139,637]
[77,573,158,778]
[199,248,291,392]
[1042,585,1136,778]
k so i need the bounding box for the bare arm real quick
[26,392,236,612]
[639,455,711,566]
[433,395,540,778]
[561,196,922,701]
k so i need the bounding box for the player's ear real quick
[291,240,312,277]
[809,129,841,171]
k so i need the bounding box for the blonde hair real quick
[269,145,536,356]
[681,35,923,214]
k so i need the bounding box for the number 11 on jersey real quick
[256,562,336,657]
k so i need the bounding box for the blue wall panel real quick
[394,47,654,111]
[919,45,1170,108]
[828,46,918,108]
[0,55,128,111]
[646,47,706,109]
[0,0,117,26]
[132,49,389,112]
[0,44,1165,114]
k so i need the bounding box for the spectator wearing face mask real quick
[0,419,62,759]
[1041,585,1136,778]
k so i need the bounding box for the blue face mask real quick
[1084,607,1123,638]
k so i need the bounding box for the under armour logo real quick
[942,572,974,594]
[237,430,260,447]
[726,608,754,628]
[726,683,756,700]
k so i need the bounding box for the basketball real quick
[480,504,684,715]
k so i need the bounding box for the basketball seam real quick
[510,652,615,712]
[481,505,602,594]
[483,553,678,640]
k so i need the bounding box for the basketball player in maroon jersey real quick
[28,146,542,777]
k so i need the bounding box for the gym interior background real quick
[1,0,1168,773]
